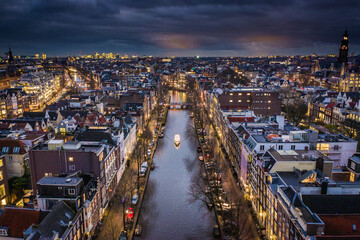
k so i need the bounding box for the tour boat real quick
[174,134,181,146]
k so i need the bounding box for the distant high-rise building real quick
[42,53,46,60]
[338,30,349,64]
[35,54,39,59]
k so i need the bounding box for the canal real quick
[135,91,216,240]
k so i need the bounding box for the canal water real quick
[135,91,216,240]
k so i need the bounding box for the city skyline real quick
[1,0,360,57]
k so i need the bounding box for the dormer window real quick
[0,227,8,236]
[1,147,9,153]
[13,147,20,153]
[68,188,76,195]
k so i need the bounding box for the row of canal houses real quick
[196,78,360,240]
[0,88,157,239]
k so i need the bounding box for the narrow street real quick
[207,124,260,240]
[95,117,157,240]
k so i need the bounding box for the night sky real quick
[1,0,360,57]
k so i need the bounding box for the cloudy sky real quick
[1,0,359,57]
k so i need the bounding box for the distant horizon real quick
[1,0,359,59]
[1,48,360,59]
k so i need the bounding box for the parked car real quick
[213,224,220,237]
[119,231,128,240]
[126,207,134,219]
[139,167,146,177]
[132,194,139,205]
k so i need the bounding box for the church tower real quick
[338,30,349,64]
[7,45,14,64]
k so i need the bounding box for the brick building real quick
[217,88,281,116]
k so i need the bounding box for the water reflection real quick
[135,93,215,240]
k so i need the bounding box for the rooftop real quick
[268,149,329,162]
[37,177,83,186]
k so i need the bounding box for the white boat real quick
[174,134,181,146]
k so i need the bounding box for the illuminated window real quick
[0,185,5,198]
[238,93,242,96]
[350,172,355,182]
[68,157,74,162]
[230,93,233,96]
[247,93,250,95]
[0,171,2,181]
[0,159,2,167]
[229,100,233,103]
[268,107,271,109]
[238,100,242,103]
[247,100,250,102]
[268,100,271,103]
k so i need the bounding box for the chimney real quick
[276,115,284,130]
[321,178,329,194]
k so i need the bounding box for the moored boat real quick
[135,224,142,236]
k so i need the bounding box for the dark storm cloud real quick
[0,0,359,56]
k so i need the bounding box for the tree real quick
[284,102,308,126]
[131,126,152,191]
[224,202,253,240]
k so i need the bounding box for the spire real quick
[8,44,14,64]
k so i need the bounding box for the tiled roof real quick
[0,207,44,238]
[319,214,360,236]
[0,139,27,154]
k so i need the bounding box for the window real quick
[0,171,3,181]
[8,156,12,160]
[291,145,295,150]
[0,185,5,198]
[45,173,52,177]
[229,100,233,103]
[68,157,74,162]
[238,100,242,103]
[13,147,20,153]
[1,147,9,153]
[268,100,271,103]
[247,100,250,102]
[0,228,7,236]
[230,93,233,96]
[268,107,271,109]
[69,165,75,171]
[334,145,339,150]
[260,145,265,151]
[238,93,242,96]
[68,188,76,195]
[247,93,250,95]
[278,145,283,150]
